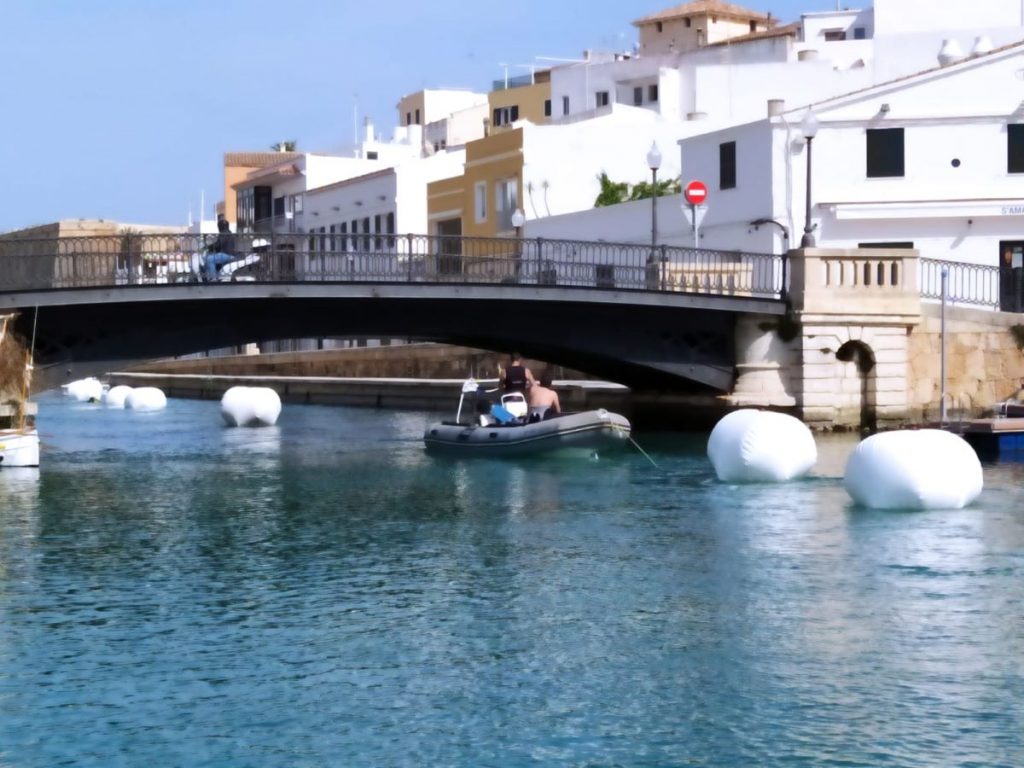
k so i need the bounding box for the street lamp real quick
[511,208,525,282]
[800,109,819,248]
[647,141,662,249]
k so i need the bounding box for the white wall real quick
[874,0,1024,35]
[520,108,686,221]
[523,193,695,246]
[423,90,487,124]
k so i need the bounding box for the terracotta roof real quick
[634,1,772,26]
[705,21,799,48]
[224,151,301,167]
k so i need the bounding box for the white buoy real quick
[125,387,167,411]
[844,430,982,510]
[220,386,281,427]
[707,409,817,483]
[104,385,134,408]
[63,377,103,402]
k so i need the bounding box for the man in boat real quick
[500,352,535,394]
[527,371,561,421]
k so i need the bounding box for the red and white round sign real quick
[684,180,708,206]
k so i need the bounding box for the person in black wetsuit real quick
[500,352,535,394]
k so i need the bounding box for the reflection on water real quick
[0,394,1021,766]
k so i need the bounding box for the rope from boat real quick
[611,424,660,469]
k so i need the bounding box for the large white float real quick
[220,386,281,427]
[125,387,167,411]
[63,377,103,402]
[844,429,983,509]
[104,385,134,408]
[707,409,817,483]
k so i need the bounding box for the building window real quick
[415,108,420,124]
[340,222,347,252]
[406,112,411,126]
[351,220,358,250]
[866,128,905,177]
[474,181,487,223]
[367,151,379,160]
[648,84,659,102]
[1009,124,1024,173]
[656,21,663,32]
[329,224,335,252]
[719,141,737,190]
[749,20,757,32]
[362,217,371,251]
[853,26,867,39]
[633,86,643,106]
[492,105,519,126]
[596,91,610,108]
[374,214,383,250]
[273,196,286,217]
[386,211,396,247]
[495,178,518,230]
[824,29,846,41]
[684,18,691,27]
[563,96,570,115]
[544,99,551,117]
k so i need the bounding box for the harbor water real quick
[1,394,1022,766]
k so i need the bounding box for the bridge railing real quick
[919,258,1000,309]
[0,232,785,299]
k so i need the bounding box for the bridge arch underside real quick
[9,288,767,393]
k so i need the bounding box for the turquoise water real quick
[1,394,1022,767]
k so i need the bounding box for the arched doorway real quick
[836,340,877,433]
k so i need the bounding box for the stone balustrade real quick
[789,247,921,319]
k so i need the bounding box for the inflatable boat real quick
[423,379,631,456]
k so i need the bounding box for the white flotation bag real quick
[125,387,167,411]
[104,385,134,408]
[707,409,817,483]
[844,430,982,509]
[64,377,103,402]
[220,386,281,427]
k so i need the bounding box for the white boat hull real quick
[0,429,40,468]
[424,409,631,456]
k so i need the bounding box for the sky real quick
[0,0,844,232]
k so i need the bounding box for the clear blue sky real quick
[0,0,841,232]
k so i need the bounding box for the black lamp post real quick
[800,109,819,248]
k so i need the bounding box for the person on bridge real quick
[204,216,237,281]
[527,371,561,421]
[500,352,535,394]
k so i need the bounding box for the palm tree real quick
[594,172,629,207]
[629,177,681,201]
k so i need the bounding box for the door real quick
[1000,241,1024,312]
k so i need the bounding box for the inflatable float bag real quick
[125,387,167,411]
[707,409,817,483]
[104,385,134,408]
[844,430,982,510]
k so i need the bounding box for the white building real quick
[674,39,1024,308]
[301,150,466,258]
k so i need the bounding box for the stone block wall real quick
[906,304,1024,420]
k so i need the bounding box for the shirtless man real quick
[527,371,561,420]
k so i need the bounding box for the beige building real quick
[488,70,552,131]
[634,0,774,55]
[222,151,301,227]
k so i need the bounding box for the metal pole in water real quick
[940,267,948,425]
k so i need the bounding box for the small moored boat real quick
[0,427,40,468]
[424,379,631,456]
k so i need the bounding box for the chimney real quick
[363,116,375,143]
[938,38,965,66]
[767,99,785,117]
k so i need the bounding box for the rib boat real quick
[423,379,631,456]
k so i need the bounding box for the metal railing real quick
[919,258,1000,309]
[0,232,785,299]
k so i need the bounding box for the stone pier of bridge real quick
[728,247,1024,430]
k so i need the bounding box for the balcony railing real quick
[0,232,783,298]
[919,258,1000,309]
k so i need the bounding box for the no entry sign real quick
[684,180,708,206]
